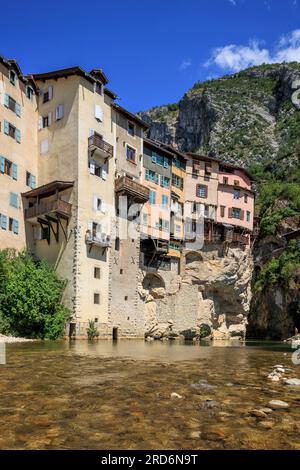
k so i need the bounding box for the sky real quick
[1,0,300,112]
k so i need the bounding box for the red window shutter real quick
[240,210,244,220]
[228,208,233,218]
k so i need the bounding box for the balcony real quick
[25,198,72,221]
[88,134,113,161]
[225,232,249,245]
[85,232,111,249]
[115,175,149,203]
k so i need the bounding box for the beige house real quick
[0,57,38,251]
[23,67,116,337]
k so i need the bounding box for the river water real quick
[0,340,299,450]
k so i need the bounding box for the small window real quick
[94,267,101,279]
[126,145,136,163]
[124,296,128,301]
[127,122,135,137]
[96,198,102,211]
[247,211,251,222]
[232,208,241,219]
[233,189,240,200]
[223,177,228,185]
[204,205,209,217]
[142,213,148,225]
[162,195,169,209]
[94,293,100,304]
[43,91,49,103]
[196,184,208,198]
[41,226,50,240]
[220,206,225,217]
[42,116,49,128]
[149,190,156,205]
[95,82,103,95]
[120,269,123,275]
[10,70,16,86]
[115,237,120,251]
[26,86,34,100]
[244,193,248,203]
[95,317,99,323]
[234,180,240,187]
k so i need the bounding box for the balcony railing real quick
[226,232,249,245]
[25,199,72,220]
[115,176,149,203]
[88,134,113,158]
[85,233,111,248]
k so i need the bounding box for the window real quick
[232,208,241,219]
[95,82,103,95]
[174,157,186,170]
[115,237,120,251]
[220,206,225,217]
[42,116,49,128]
[160,175,170,188]
[204,175,210,182]
[156,154,164,166]
[94,293,100,305]
[142,213,148,225]
[9,192,18,208]
[8,218,18,234]
[5,94,16,113]
[96,198,102,211]
[43,86,53,103]
[0,214,7,230]
[124,296,128,301]
[244,193,248,203]
[55,104,64,121]
[95,104,103,121]
[0,157,17,180]
[120,269,123,275]
[205,163,212,175]
[247,211,251,222]
[204,205,209,218]
[94,267,101,279]
[41,226,50,240]
[162,195,169,209]
[10,70,16,86]
[233,189,240,200]
[158,218,169,232]
[149,190,156,205]
[192,202,198,214]
[172,174,183,189]
[196,184,208,198]
[127,122,135,137]
[145,169,158,184]
[26,86,34,100]
[126,145,136,163]
[192,160,200,174]
[234,180,240,187]
[223,177,228,184]
[175,224,181,233]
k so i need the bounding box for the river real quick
[0,340,299,450]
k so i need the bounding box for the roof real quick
[89,68,109,85]
[113,103,149,130]
[0,56,37,91]
[104,87,118,99]
[143,137,176,157]
[187,152,254,180]
[33,66,97,84]
[22,181,74,198]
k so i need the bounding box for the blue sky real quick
[1,0,300,111]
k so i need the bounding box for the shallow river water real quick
[0,340,299,450]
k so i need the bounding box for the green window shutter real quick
[0,156,5,173]
[4,120,9,135]
[1,215,7,230]
[13,219,19,234]
[4,94,9,107]
[31,175,36,189]
[15,102,21,117]
[15,128,21,143]
[12,163,17,180]
[10,192,18,208]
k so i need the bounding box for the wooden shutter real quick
[15,128,21,143]
[15,102,21,117]
[240,210,244,220]
[228,208,233,218]
[0,156,5,173]
[12,163,18,181]
[4,120,9,135]
[48,86,53,100]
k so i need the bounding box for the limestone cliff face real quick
[138,246,253,340]
[139,63,300,172]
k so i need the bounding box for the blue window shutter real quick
[151,153,156,164]
[15,128,21,143]
[13,219,19,234]
[145,169,149,180]
[4,120,9,135]
[0,156,5,173]
[1,215,7,230]
[10,192,18,208]
[12,163,17,180]
[164,158,169,168]
[4,94,9,107]
[15,102,21,117]
[31,175,36,189]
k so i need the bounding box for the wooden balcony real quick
[226,232,249,245]
[88,134,113,160]
[115,176,149,203]
[25,199,72,221]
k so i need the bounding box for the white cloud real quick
[179,58,192,71]
[205,29,300,72]
[228,0,236,5]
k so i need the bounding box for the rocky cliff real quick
[138,246,253,341]
[140,63,300,340]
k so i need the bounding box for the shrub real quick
[0,250,70,339]
[87,320,99,340]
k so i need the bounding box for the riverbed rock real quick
[284,378,300,386]
[250,409,268,418]
[268,400,290,410]
[171,392,183,399]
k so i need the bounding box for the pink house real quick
[217,164,255,246]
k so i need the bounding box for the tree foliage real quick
[0,250,70,339]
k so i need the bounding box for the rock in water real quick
[268,400,289,410]
[284,378,300,386]
[170,392,183,399]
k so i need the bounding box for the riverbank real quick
[0,334,35,343]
